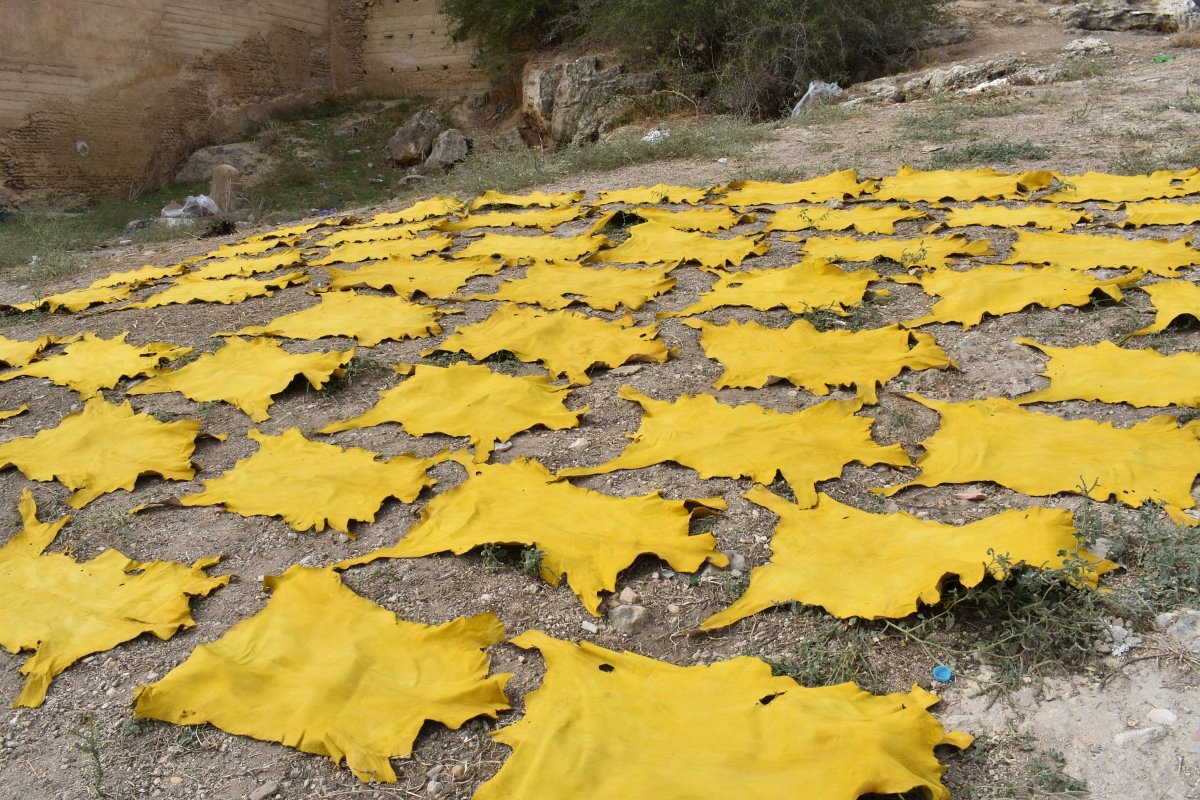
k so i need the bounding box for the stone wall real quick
[0,0,482,202]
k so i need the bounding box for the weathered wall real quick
[0,0,359,201]
[0,0,486,202]
[360,0,488,97]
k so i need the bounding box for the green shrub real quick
[440,0,949,116]
[439,0,571,69]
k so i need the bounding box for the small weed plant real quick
[71,715,108,798]
[929,140,1050,168]
[900,96,1024,143]
[765,612,885,694]
[480,544,546,577]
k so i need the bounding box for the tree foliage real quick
[439,0,948,116]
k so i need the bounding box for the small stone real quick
[618,587,641,605]
[726,552,748,574]
[426,778,445,796]
[493,441,513,452]
[427,765,443,778]
[479,593,493,603]
[580,620,599,634]
[1154,611,1178,631]
[1164,609,1200,654]
[609,364,643,377]
[336,533,350,544]
[1148,708,1178,726]
[609,604,650,634]
[1113,726,1165,748]
[1093,639,1112,654]
[450,765,466,779]
[169,776,183,786]
[1063,37,1112,58]
[568,437,589,450]
[667,603,681,614]
[249,782,279,800]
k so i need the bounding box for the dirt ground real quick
[1,2,1199,799]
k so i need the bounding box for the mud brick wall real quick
[0,0,350,201]
[0,0,487,201]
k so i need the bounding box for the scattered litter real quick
[790,80,843,116]
[161,195,219,218]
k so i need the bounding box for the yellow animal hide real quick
[0,490,228,707]
[426,304,671,386]
[0,398,200,508]
[559,387,910,506]
[701,489,1112,627]
[338,458,726,615]
[134,566,509,782]
[476,631,970,800]
[180,429,441,533]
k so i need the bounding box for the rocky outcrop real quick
[384,108,443,166]
[913,17,973,49]
[1059,0,1199,31]
[1062,37,1114,57]
[521,56,660,147]
[424,129,470,171]
[854,57,1052,103]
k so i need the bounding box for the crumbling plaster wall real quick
[0,0,482,202]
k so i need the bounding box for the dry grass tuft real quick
[1167,29,1200,48]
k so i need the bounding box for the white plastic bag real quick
[162,195,220,218]
[790,81,843,116]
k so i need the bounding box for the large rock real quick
[385,108,443,166]
[521,56,660,146]
[913,17,973,48]
[1060,0,1199,31]
[424,129,470,171]
[175,142,266,184]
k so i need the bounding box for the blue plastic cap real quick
[932,665,953,683]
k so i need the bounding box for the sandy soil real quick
[1,2,1199,799]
